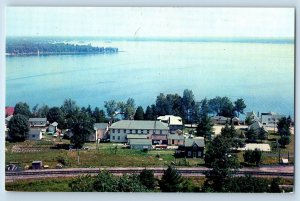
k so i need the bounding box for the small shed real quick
[48,122,58,133]
[32,161,43,170]
[129,139,152,150]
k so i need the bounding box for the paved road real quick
[5,165,294,182]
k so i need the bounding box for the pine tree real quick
[159,165,183,192]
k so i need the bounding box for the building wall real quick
[261,115,283,127]
[169,125,183,133]
[27,129,42,140]
[130,144,152,150]
[168,139,184,145]
[109,128,169,143]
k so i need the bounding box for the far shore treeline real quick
[6,38,118,55]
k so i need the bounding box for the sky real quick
[6,7,295,38]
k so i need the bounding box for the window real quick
[112,129,115,133]
[198,151,202,157]
[112,136,115,140]
[141,130,144,134]
[188,151,192,157]
[117,136,120,140]
[32,135,35,138]
[172,140,174,144]
[123,129,126,133]
[147,130,150,134]
[160,130,163,134]
[135,129,138,134]
[129,129,132,133]
[117,129,120,133]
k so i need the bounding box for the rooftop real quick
[29,118,47,122]
[94,123,108,130]
[184,137,205,147]
[110,120,169,130]
[157,115,183,126]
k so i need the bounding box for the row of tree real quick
[69,165,283,193]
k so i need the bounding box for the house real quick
[260,112,284,128]
[248,121,268,134]
[129,139,152,150]
[175,137,205,158]
[109,120,169,143]
[127,134,149,144]
[246,111,260,123]
[232,117,240,125]
[27,128,43,140]
[48,122,58,133]
[157,115,183,134]
[167,134,185,146]
[5,107,14,117]
[211,116,230,125]
[29,118,47,129]
[94,123,109,142]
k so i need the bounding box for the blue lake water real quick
[6,39,294,117]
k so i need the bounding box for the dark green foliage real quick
[93,171,119,192]
[278,136,291,148]
[92,107,106,123]
[234,98,246,117]
[36,104,50,118]
[47,107,64,127]
[208,96,240,118]
[270,177,282,193]
[182,89,196,123]
[144,106,154,120]
[243,149,262,166]
[220,124,237,139]
[70,171,147,192]
[245,115,254,125]
[159,165,183,192]
[61,98,80,129]
[69,174,95,192]
[104,100,118,120]
[8,114,30,142]
[258,127,268,141]
[245,128,258,142]
[14,102,31,118]
[139,169,156,190]
[134,106,144,120]
[277,116,292,137]
[225,175,270,192]
[196,114,214,139]
[70,111,95,148]
[181,179,200,192]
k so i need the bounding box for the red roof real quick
[5,107,14,116]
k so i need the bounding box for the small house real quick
[248,121,268,135]
[29,118,47,129]
[175,137,205,158]
[260,112,284,128]
[48,122,58,133]
[32,161,43,170]
[167,134,184,146]
[129,139,152,150]
[232,117,240,125]
[27,128,43,140]
[211,116,230,125]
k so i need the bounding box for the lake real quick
[6,38,294,117]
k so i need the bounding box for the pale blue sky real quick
[6,7,294,38]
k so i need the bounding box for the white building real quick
[157,115,183,134]
[27,128,43,140]
[109,120,169,143]
[260,112,284,128]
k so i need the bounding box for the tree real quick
[270,177,281,193]
[93,171,119,192]
[277,116,292,137]
[199,98,211,116]
[92,107,106,123]
[118,174,148,192]
[139,169,156,190]
[278,136,290,148]
[220,124,237,139]
[219,97,235,118]
[155,93,168,116]
[204,135,240,192]
[224,175,270,192]
[234,98,246,117]
[124,98,136,119]
[71,111,95,148]
[196,115,214,140]
[144,106,154,120]
[8,114,30,142]
[245,128,258,142]
[159,165,183,192]
[134,106,144,120]
[14,102,31,118]
[31,104,39,117]
[61,99,80,129]
[104,100,118,121]
[243,149,262,166]
[69,174,95,192]
[36,104,50,118]
[245,115,254,125]
[182,89,195,123]
[47,107,63,125]
[258,127,268,142]
[208,96,222,115]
